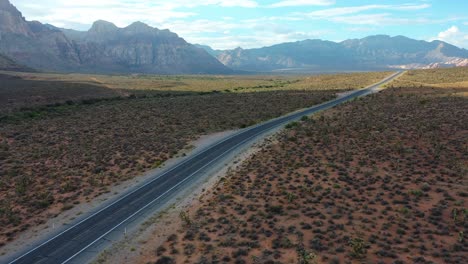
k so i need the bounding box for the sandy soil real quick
[143,85,467,264]
[92,133,280,264]
[0,129,238,259]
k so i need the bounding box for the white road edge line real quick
[8,71,402,264]
[62,71,402,264]
[7,124,246,264]
[61,116,281,264]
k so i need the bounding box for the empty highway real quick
[7,71,403,264]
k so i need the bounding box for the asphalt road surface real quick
[8,71,403,264]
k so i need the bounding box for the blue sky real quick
[10,0,468,49]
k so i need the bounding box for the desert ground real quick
[0,71,391,114]
[137,67,468,264]
[0,71,390,248]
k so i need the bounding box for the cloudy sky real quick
[10,0,468,49]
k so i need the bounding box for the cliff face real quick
[0,0,231,74]
[0,0,81,71]
[0,0,31,36]
[66,21,231,74]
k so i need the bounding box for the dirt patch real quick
[0,129,237,258]
[144,85,467,263]
[92,134,280,264]
[0,90,340,248]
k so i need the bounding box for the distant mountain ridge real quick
[215,35,468,72]
[1,0,467,74]
[0,0,231,74]
[194,44,223,57]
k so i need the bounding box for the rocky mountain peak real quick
[232,47,244,54]
[89,20,118,33]
[124,21,155,33]
[85,20,119,42]
[0,1,232,74]
[0,0,32,36]
[0,0,19,14]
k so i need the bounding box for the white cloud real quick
[13,0,194,29]
[396,3,431,10]
[435,26,468,48]
[11,0,259,30]
[10,0,327,49]
[161,17,327,49]
[270,0,335,8]
[288,3,438,26]
[16,0,259,9]
[346,26,377,32]
[438,26,460,39]
[10,0,465,50]
[177,0,258,8]
[215,0,258,8]
[188,30,326,50]
[328,13,434,25]
[303,4,431,18]
[161,20,238,35]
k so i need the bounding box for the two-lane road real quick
[7,71,403,264]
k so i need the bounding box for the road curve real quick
[7,71,403,264]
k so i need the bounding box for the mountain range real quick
[1,0,467,74]
[0,0,230,74]
[207,36,468,72]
